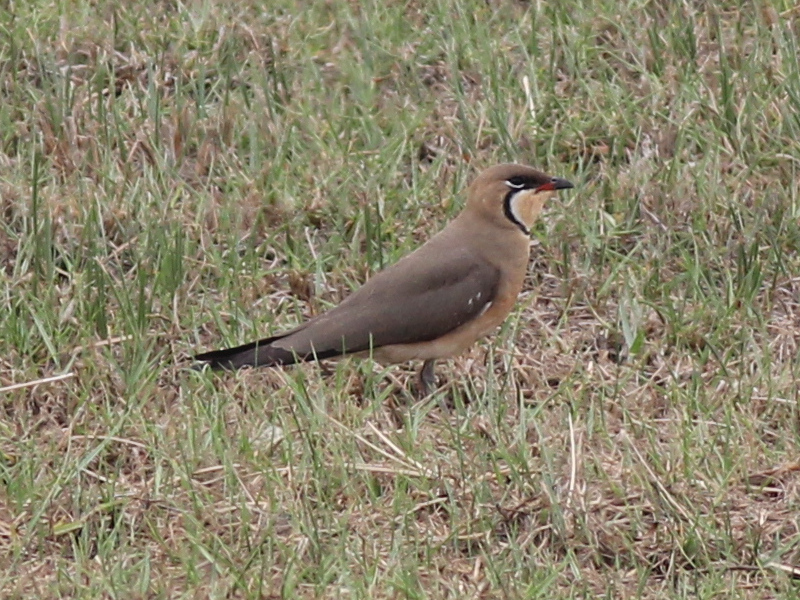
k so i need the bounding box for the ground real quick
[2,0,800,598]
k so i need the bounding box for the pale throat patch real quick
[508,190,550,230]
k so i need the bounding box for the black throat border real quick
[503,190,530,235]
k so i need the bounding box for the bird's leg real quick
[418,359,437,397]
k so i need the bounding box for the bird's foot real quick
[417,359,437,398]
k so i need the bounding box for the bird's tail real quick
[193,335,300,370]
[193,331,349,371]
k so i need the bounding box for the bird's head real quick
[467,163,573,235]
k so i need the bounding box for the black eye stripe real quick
[505,175,551,190]
[505,176,530,189]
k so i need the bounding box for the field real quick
[2,0,800,597]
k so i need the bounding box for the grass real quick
[2,0,800,597]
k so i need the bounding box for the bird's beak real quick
[537,177,574,192]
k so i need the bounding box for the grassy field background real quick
[2,0,800,597]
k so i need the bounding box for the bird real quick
[194,163,573,395]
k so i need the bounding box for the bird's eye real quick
[505,177,527,189]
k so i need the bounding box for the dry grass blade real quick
[623,430,694,524]
[765,562,800,579]
[325,415,437,479]
[0,373,74,393]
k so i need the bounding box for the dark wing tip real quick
[191,350,239,371]
[191,336,343,371]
